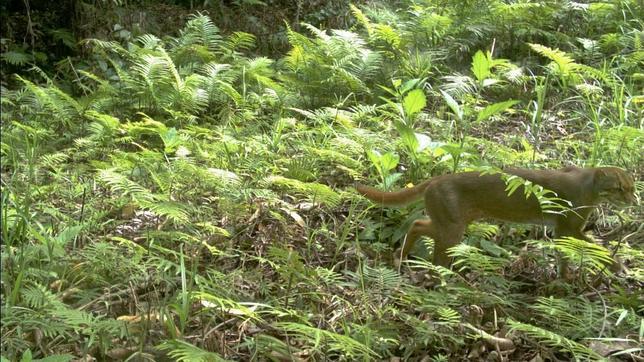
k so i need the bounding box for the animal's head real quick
[593,167,637,205]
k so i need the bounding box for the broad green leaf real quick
[54,225,83,246]
[394,121,418,151]
[440,90,463,121]
[380,152,400,172]
[480,239,506,257]
[367,149,400,176]
[366,149,382,175]
[400,78,423,94]
[403,89,427,117]
[160,127,182,153]
[476,100,519,123]
[471,50,490,81]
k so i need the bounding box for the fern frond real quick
[362,265,402,293]
[222,32,256,55]
[53,308,96,333]
[304,146,362,169]
[243,57,280,91]
[98,168,153,201]
[554,237,613,274]
[372,24,402,49]
[531,296,596,337]
[16,75,82,128]
[156,340,230,362]
[136,34,163,50]
[176,12,222,52]
[1,50,32,65]
[83,38,131,59]
[467,223,499,240]
[436,307,461,325]
[138,199,189,223]
[263,176,341,207]
[274,322,379,358]
[529,43,582,85]
[40,152,69,169]
[449,244,509,273]
[302,23,331,42]
[350,4,373,36]
[508,319,602,360]
[192,291,262,321]
[440,75,477,97]
[21,283,64,309]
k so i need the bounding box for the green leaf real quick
[367,149,399,177]
[54,225,83,247]
[394,121,418,152]
[20,350,32,362]
[379,152,399,173]
[35,354,75,362]
[160,127,182,153]
[440,90,463,121]
[403,89,427,118]
[400,78,423,94]
[1,50,32,65]
[471,50,490,81]
[476,100,519,122]
[479,239,506,257]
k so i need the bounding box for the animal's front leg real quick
[555,220,592,279]
[432,223,466,268]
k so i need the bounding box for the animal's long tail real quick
[355,179,432,207]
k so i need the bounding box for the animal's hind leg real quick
[400,218,436,261]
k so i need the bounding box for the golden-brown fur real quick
[356,166,636,268]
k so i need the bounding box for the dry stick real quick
[462,323,515,351]
[589,281,609,339]
[203,317,237,342]
[22,0,35,51]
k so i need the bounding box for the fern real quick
[138,199,189,223]
[175,12,223,53]
[98,168,153,201]
[466,223,499,240]
[436,307,461,325]
[222,32,256,57]
[508,319,602,360]
[241,56,280,91]
[97,168,189,223]
[21,283,64,309]
[449,244,510,273]
[530,296,597,337]
[284,23,382,106]
[193,291,264,321]
[156,340,230,362]
[198,62,242,106]
[16,75,83,131]
[361,265,402,294]
[304,146,362,169]
[263,175,341,207]
[553,237,614,275]
[1,50,32,65]
[275,321,379,359]
[529,43,582,86]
